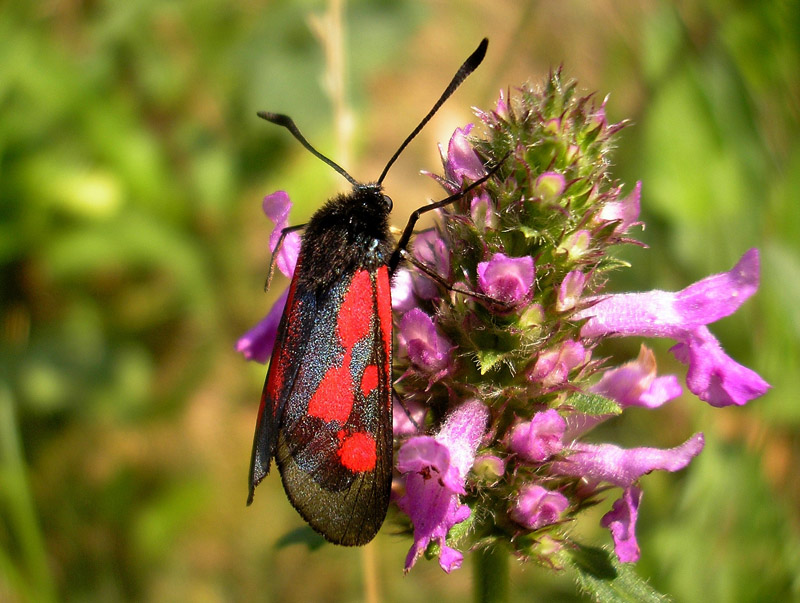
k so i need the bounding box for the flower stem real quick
[472,545,509,603]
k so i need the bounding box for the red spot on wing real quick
[361,365,379,397]
[338,270,373,348]
[336,431,377,472]
[307,361,353,423]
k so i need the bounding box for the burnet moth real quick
[248,39,489,546]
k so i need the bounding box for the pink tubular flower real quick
[576,249,770,406]
[550,432,705,488]
[262,190,301,278]
[508,409,566,463]
[551,433,704,563]
[598,181,642,234]
[600,486,642,562]
[398,308,455,375]
[235,289,289,363]
[237,191,301,362]
[396,400,490,573]
[510,484,569,530]
[528,340,589,388]
[411,230,451,300]
[441,124,487,186]
[477,252,535,306]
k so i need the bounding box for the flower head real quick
[242,71,769,576]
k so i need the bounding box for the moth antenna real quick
[258,112,359,187]
[377,38,488,185]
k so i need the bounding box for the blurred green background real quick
[1,1,798,601]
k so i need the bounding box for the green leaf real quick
[568,544,670,603]
[476,349,504,374]
[566,392,621,416]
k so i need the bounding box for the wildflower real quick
[508,409,566,463]
[396,400,489,572]
[476,253,535,306]
[236,191,299,362]
[510,484,569,530]
[576,249,770,406]
[397,308,455,376]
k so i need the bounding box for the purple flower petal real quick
[557,270,587,312]
[550,432,705,488]
[396,400,489,573]
[235,288,289,363]
[477,253,535,305]
[508,409,566,462]
[591,345,682,409]
[262,190,301,278]
[601,486,642,563]
[576,250,769,406]
[392,396,428,436]
[411,230,451,301]
[578,250,760,339]
[510,484,569,530]
[441,124,487,185]
[598,182,641,233]
[672,326,771,407]
[528,340,589,388]
[398,308,455,374]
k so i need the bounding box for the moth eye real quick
[382,195,393,211]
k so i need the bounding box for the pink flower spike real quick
[601,486,642,563]
[508,409,566,463]
[262,190,300,278]
[396,400,490,573]
[235,288,289,363]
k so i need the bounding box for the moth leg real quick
[389,154,507,273]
